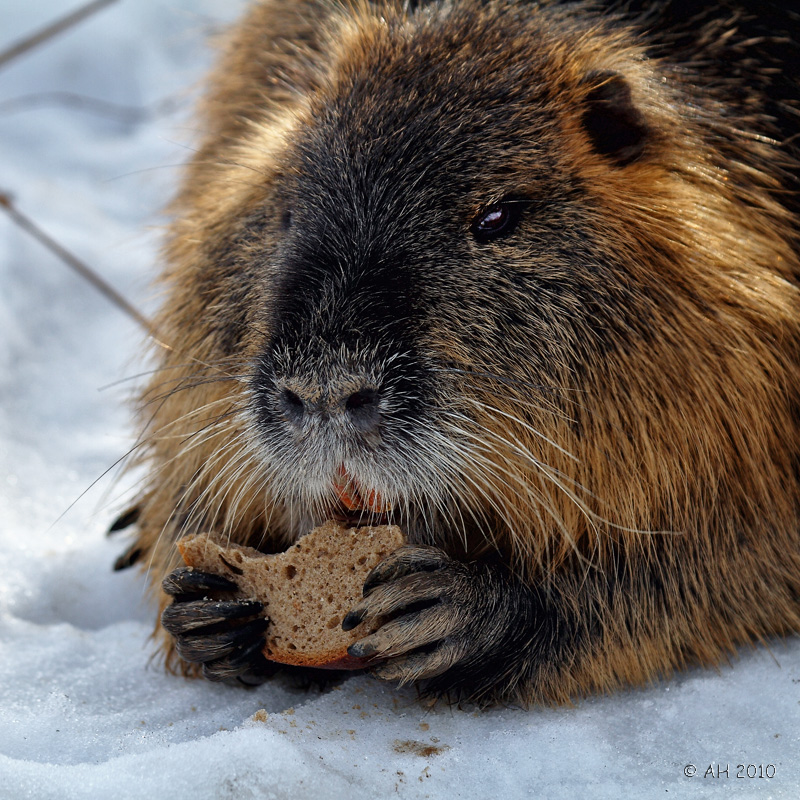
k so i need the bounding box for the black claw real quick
[362,563,398,597]
[161,567,238,598]
[347,641,377,658]
[161,599,264,635]
[175,617,269,663]
[113,544,142,571]
[108,507,140,534]
[341,610,364,631]
[362,573,385,597]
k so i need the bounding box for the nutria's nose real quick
[277,380,381,433]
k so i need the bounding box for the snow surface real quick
[0,1,798,798]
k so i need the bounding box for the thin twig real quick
[0,0,120,70]
[0,91,183,123]
[0,191,155,337]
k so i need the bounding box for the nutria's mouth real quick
[246,467,398,555]
[250,501,392,556]
[329,465,391,528]
[329,503,390,528]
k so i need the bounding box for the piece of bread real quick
[177,521,405,669]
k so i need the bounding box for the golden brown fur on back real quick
[120,0,800,703]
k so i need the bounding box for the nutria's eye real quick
[471,201,524,242]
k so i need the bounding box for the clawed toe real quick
[161,598,264,635]
[173,617,268,663]
[370,639,471,684]
[162,567,239,598]
[347,601,462,659]
[201,639,276,685]
[348,570,450,625]
[362,545,450,596]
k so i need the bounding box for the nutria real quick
[112,0,800,705]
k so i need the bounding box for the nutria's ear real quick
[580,71,648,166]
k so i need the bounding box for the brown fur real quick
[123,0,800,704]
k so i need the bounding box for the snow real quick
[0,1,798,797]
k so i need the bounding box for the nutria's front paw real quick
[161,567,276,686]
[342,545,494,685]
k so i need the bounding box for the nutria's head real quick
[153,1,799,566]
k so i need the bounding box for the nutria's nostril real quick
[345,388,378,412]
[283,388,304,409]
[345,387,380,432]
[279,387,306,426]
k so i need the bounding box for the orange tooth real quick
[335,480,365,511]
[364,488,390,514]
[333,466,390,513]
[334,466,364,511]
